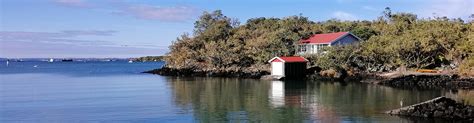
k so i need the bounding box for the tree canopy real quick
[165,9,474,75]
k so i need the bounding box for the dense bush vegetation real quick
[459,57,474,77]
[165,8,473,76]
[310,8,474,74]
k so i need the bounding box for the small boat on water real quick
[6,60,9,66]
[128,60,133,63]
[62,59,73,62]
[101,59,112,62]
[48,58,54,62]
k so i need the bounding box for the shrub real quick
[459,57,474,77]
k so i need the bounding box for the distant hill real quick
[133,56,165,62]
[0,58,130,62]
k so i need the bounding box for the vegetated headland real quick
[132,56,165,62]
[144,8,474,89]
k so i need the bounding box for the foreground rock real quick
[386,97,474,120]
[143,67,269,79]
[379,75,474,89]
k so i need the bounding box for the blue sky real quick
[1,0,472,58]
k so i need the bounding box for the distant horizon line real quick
[0,56,165,59]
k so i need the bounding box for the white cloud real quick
[420,0,473,19]
[50,0,199,22]
[336,0,351,4]
[0,30,117,46]
[53,0,90,8]
[0,30,169,49]
[332,11,357,20]
[121,5,198,22]
[362,6,377,11]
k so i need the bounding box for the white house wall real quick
[271,62,285,76]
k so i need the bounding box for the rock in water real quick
[386,96,474,120]
[380,75,474,89]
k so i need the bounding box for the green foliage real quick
[351,26,377,41]
[305,45,361,70]
[166,11,316,71]
[165,9,473,74]
[458,22,474,77]
[459,57,474,77]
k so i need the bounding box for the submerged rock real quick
[386,96,474,120]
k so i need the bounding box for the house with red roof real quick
[296,32,361,54]
[268,56,308,77]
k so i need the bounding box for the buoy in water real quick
[400,98,404,108]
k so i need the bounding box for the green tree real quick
[164,9,473,76]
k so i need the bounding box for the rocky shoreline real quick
[143,66,269,79]
[144,66,474,89]
[379,75,474,89]
[386,96,474,120]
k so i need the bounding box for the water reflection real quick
[165,77,468,122]
[270,81,284,107]
[445,89,474,105]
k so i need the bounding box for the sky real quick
[0,0,472,58]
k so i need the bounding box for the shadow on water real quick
[163,77,468,122]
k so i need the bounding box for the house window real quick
[300,45,306,52]
[320,44,328,51]
[317,45,320,53]
[298,44,330,54]
[311,44,329,53]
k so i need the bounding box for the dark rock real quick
[306,66,321,75]
[433,110,444,117]
[386,96,474,120]
[380,75,474,89]
[143,66,269,79]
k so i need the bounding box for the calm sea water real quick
[0,61,470,122]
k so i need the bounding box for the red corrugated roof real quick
[300,32,348,44]
[269,56,307,63]
[272,58,283,62]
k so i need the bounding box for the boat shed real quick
[268,56,308,78]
